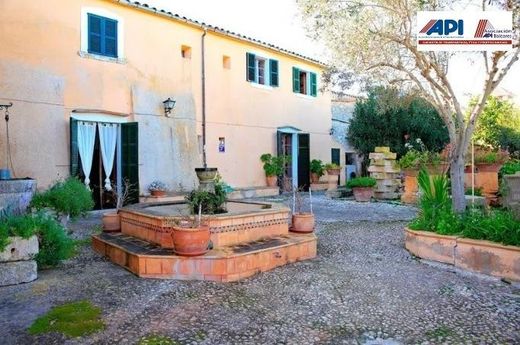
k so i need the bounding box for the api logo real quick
[420,19,464,36]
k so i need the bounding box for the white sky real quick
[145,0,519,102]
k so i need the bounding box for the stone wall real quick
[0,178,36,216]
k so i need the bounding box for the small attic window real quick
[223,55,231,69]
[181,45,192,59]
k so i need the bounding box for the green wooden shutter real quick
[310,72,317,97]
[88,14,102,55]
[104,18,118,58]
[246,53,256,82]
[70,118,79,177]
[121,122,139,205]
[269,59,279,87]
[292,67,300,93]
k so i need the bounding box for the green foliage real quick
[472,147,509,165]
[0,213,73,267]
[324,163,341,170]
[260,154,290,176]
[185,175,228,214]
[347,87,449,160]
[410,169,520,246]
[31,177,94,218]
[398,148,442,169]
[346,177,376,188]
[310,159,325,176]
[28,300,104,338]
[138,335,179,345]
[465,187,483,196]
[500,159,520,176]
[472,96,520,152]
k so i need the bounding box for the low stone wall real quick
[0,178,36,216]
[405,228,520,281]
[0,236,38,286]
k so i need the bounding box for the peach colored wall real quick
[0,0,338,192]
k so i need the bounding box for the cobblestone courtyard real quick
[1,196,519,344]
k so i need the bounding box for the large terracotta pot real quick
[310,173,320,184]
[102,212,120,232]
[291,213,315,233]
[352,187,374,202]
[266,175,278,187]
[150,190,167,197]
[475,163,502,173]
[172,225,211,256]
[327,168,341,176]
[401,175,418,204]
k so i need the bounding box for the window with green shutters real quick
[246,52,279,87]
[292,67,317,97]
[87,13,118,58]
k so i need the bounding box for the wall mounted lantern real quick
[329,127,335,136]
[163,97,176,117]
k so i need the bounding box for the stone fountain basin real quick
[119,200,291,248]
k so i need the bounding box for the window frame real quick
[246,52,278,88]
[80,7,125,62]
[293,66,318,98]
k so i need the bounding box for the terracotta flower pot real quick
[266,175,278,187]
[172,225,211,256]
[151,190,167,197]
[352,187,374,202]
[291,213,315,233]
[475,163,502,173]
[402,169,419,177]
[310,173,320,184]
[327,168,341,176]
[102,212,120,232]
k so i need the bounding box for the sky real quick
[145,0,519,102]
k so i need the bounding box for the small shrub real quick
[346,177,376,188]
[260,154,290,176]
[31,177,94,218]
[500,159,520,176]
[465,187,483,196]
[324,163,341,170]
[0,213,73,267]
[28,300,104,338]
[310,159,325,177]
[185,175,228,214]
[398,149,442,169]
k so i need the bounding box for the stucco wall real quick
[0,0,333,192]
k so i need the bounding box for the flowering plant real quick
[148,181,168,192]
[398,138,442,169]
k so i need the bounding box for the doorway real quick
[70,118,139,209]
[276,126,310,191]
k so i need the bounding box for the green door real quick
[121,122,139,205]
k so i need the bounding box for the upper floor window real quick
[246,53,279,87]
[88,14,118,58]
[292,67,317,97]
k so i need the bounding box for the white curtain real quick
[77,121,97,187]
[98,123,119,191]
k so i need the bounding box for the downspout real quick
[201,27,208,168]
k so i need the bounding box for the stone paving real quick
[1,195,519,345]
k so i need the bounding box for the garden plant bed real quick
[405,228,520,281]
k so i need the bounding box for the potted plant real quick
[290,187,315,233]
[102,179,134,232]
[347,177,377,202]
[260,154,290,187]
[472,147,509,173]
[325,163,341,176]
[172,199,211,256]
[148,181,168,197]
[310,159,325,183]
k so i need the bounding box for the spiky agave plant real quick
[416,168,450,230]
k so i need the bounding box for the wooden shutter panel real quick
[269,59,279,87]
[121,122,139,204]
[310,72,317,96]
[104,18,118,58]
[70,118,79,177]
[292,67,300,93]
[246,53,256,82]
[88,14,102,54]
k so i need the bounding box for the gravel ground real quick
[1,195,519,345]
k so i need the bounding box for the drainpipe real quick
[201,28,208,168]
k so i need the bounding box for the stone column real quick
[0,236,38,286]
[368,147,401,200]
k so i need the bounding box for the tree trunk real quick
[450,154,466,213]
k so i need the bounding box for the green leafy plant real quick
[500,159,520,176]
[31,177,94,218]
[472,146,509,165]
[28,300,104,338]
[260,154,290,176]
[346,176,376,188]
[0,213,73,267]
[310,159,325,177]
[324,163,341,170]
[465,187,483,196]
[398,149,442,169]
[185,175,228,215]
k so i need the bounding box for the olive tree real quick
[298,0,520,212]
